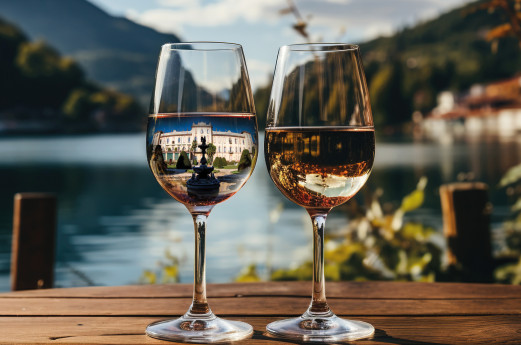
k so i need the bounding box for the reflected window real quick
[178,138,180,143]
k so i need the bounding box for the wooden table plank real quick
[1,282,520,344]
[1,296,520,316]
[0,315,520,345]
[4,281,521,299]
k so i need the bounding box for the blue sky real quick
[147,115,258,145]
[88,0,472,90]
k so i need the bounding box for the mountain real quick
[0,0,181,106]
[252,0,521,129]
[0,17,143,133]
[358,0,521,126]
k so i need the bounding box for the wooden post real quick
[11,193,57,291]
[440,182,493,282]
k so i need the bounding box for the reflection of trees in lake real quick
[269,52,370,128]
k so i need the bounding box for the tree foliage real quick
[176,150,191,169]
[270,178,443,282]
[237,149,252,172]
[0,17,143,131]
[206,143,216,165]
[213,156,228,169]
[252,1,521,129]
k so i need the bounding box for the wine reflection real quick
[147,114,257,206]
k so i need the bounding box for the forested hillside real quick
[254,0,521,129]
[0,17,143,132]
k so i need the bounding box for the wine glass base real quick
[146,314,253,343]
[266,313,374,342]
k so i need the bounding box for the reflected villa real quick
[152,121,255,162]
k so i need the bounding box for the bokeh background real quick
[1,0,521,291]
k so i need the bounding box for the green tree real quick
[62,88,93,122]
[176,150,192,169]
[253,81,271,130]
[16,40,84,108]
[206,143,216,165]
[369,59,411,127]
[190,139,198,159]
[0,18,27,108]
[213,157,228,168]
[238,149,252,172]
[150,145,167,175]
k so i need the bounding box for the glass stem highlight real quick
[189,214,212,315]
[308,212,332,315]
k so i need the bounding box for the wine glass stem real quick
[308,212,332,315]
[189,214,211,315]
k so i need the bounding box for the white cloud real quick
[157,0,201,7]
[127,0,281,35]
[284,0,471,41]
[125,0,471,43]
[246,58,273,90]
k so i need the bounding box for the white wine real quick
[147,113,258,206]
[265,126,374,210]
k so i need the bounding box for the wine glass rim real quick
[162,41,243,51]
[282,43,359,52]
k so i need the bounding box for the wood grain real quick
[4,281,521,299]
[0,316,519,345]
[0,296,520,316]
[0,282,520,344]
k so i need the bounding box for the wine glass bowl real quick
[145,42,257,343]
[265,43,375,342]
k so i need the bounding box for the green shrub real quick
[176,151,191,169]
[238,149,252,172]
[213,156,228,168]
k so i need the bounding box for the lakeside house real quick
[422,76,521,138]
[152,121,255,163]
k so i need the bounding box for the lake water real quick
[1,133,520,291]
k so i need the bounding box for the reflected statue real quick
[187,136,220,198]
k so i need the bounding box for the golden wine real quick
[265,127,374,210]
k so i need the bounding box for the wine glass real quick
[264,43,375,342]
[145,42,258,343]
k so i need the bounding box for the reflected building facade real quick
[152,121,254,162]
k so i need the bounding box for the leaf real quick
[486,23,513,40]
[417,176,428,190]
[140,270,156,285]
[163,265,178,279]
[292,21,308,38]
[400,189,425,213]
[499,163,521,187]
[512,197,521,212]
[235,264,262,282]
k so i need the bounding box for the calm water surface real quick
[0,133,520,291]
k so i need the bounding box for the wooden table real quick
[0,281,520,344]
